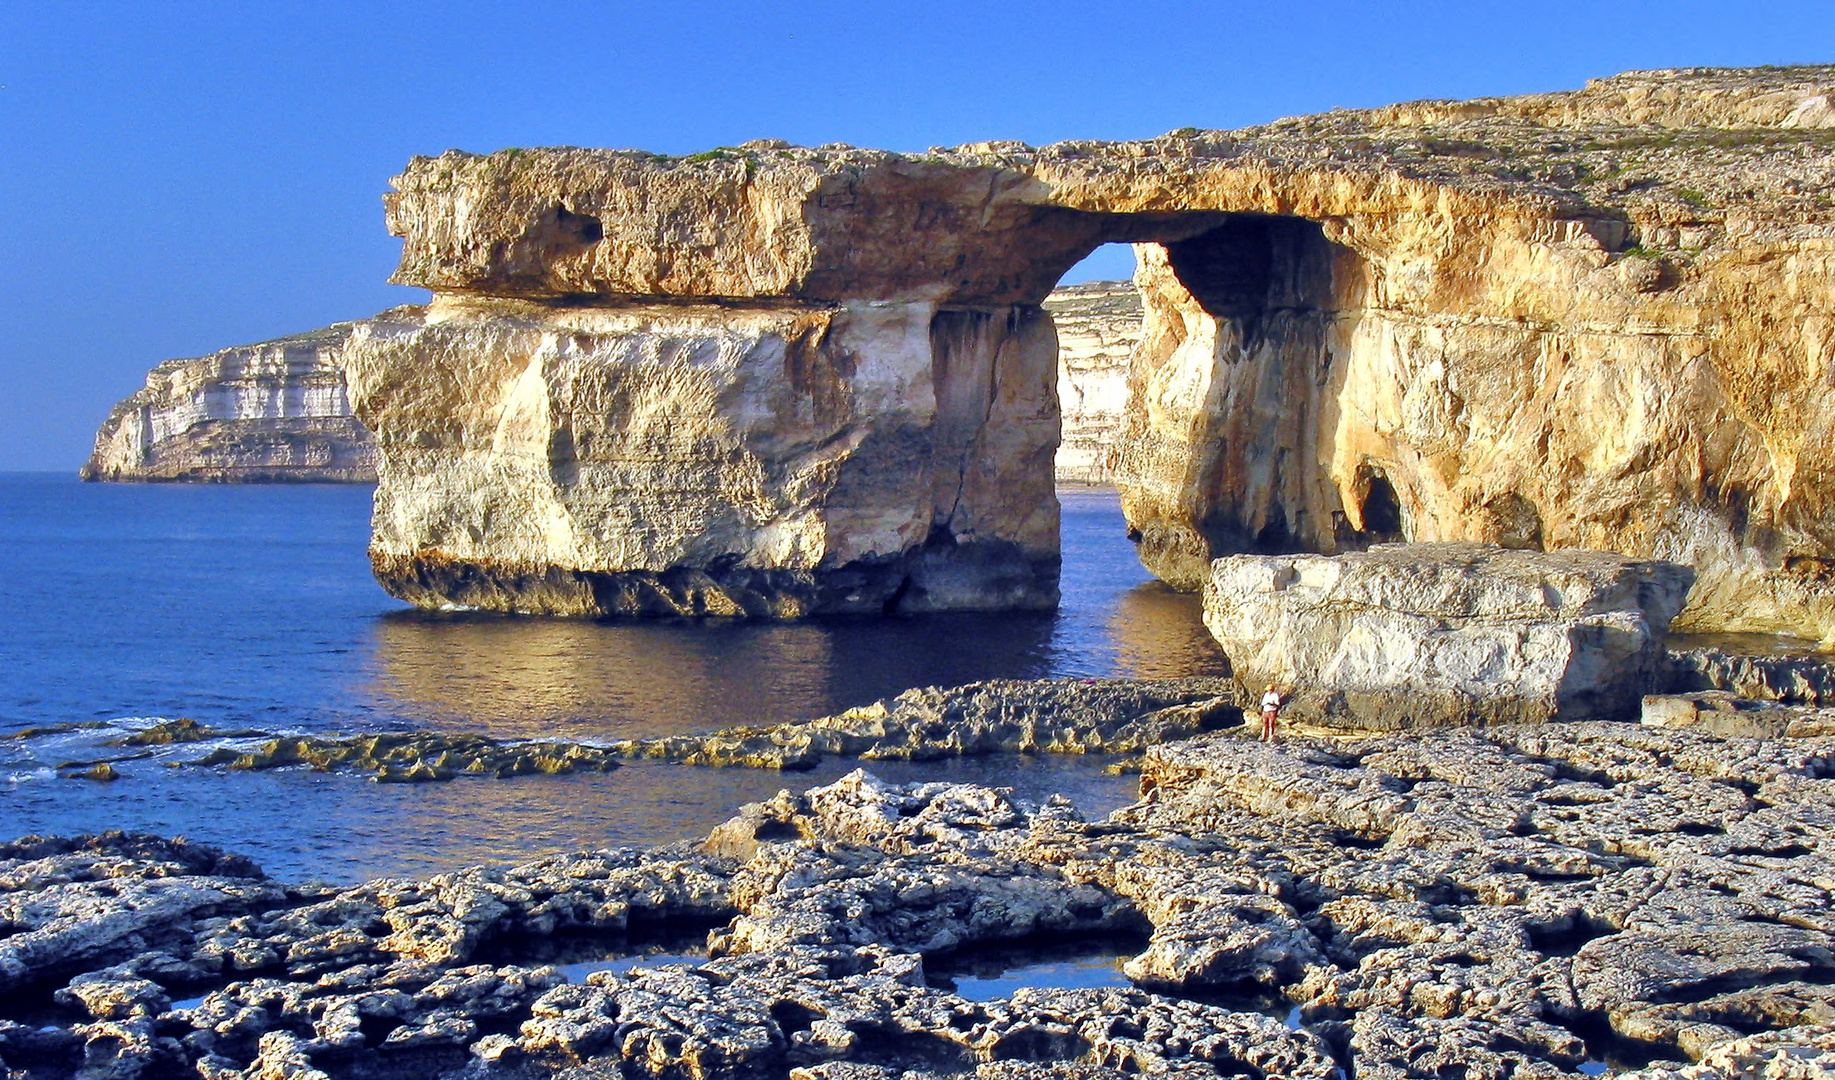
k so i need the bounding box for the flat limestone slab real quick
[1204,542,1696,728]
[1642,690,1835,738]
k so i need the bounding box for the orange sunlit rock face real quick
[356,67,1835,637]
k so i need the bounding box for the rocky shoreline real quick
[27,679,1240,784]
[6,714,1835,1079]
[31,632,1833,789]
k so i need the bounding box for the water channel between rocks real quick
[0,476,1225,882]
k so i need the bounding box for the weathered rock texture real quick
[81,323,382,483]
[349,295,1061,616]
[1043,281,1140,485]
[11,717,1835,1078]
[1666,641,1835,704]
[1103,68,1835,645]
[350,65,1835,632]
[84,284,1134,488]
[1203,542,1697,728]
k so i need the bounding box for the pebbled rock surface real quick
[1203,542,1696,728]
[81,321,386,483]
[9,720,1835,1077]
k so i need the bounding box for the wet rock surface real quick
[7,720,1835,1077]
[610,678,1238,769]
[1204,543,1696,729]
[181,730,628,782]
[140,678,1237,782]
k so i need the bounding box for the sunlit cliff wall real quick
[329,65,1835,635]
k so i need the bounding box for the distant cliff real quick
[1045,281,1139,485]
[84,293,1134,486]
[81,321,386,483]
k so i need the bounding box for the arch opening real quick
[1035,211,1369,589]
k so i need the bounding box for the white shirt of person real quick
[1261,690,1281,712]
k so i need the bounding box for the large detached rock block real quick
[1203,542,1696,728]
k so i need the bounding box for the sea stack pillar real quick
[344,145,1102,617]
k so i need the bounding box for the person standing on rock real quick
[1260,686,1282,743]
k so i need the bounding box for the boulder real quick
[1202,542,1696,728]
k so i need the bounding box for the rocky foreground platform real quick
[5,722,1835,1079]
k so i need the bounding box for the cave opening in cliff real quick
[1056,242,1139,290]
[1358,471,1406,543]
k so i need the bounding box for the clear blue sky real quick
[2,1,1831,470]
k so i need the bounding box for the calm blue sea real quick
[0,474,1225,881]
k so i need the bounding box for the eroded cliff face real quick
[348,297,1059,615]
[82,324,381,483]
[83,285,1127,488]
[359,65,1835,633]
[1099,70,1835,641]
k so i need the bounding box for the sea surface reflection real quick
[0,476,1226,882]
[357,487,1226,740]
[364,610,1060,742]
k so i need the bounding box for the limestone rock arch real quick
[346,66,1835,639]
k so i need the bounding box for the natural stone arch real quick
[348,67,1835,640]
